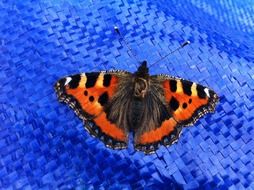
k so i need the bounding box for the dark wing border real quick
[135,125,183,154]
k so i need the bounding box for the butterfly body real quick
[55,61,219,154]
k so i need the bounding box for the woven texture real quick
[1,0,254,189]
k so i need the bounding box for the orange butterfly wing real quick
[160,75,219,125]
[135,75,219,153]
[135,117,182,153]
[54,71,130,149]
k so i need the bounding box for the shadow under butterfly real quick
[54,27,219,154]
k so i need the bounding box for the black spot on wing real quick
[85,73,99,88]
[98,92,109,106]
[182,80,192,96]
[69,74,81,89]
[103,74,112,87]
[89,96,94,102]
[169,80,177,92]
[169,96,179,111]
[182,103,187,109]
[197,85,207,99]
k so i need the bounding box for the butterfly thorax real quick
[133,61,149,98]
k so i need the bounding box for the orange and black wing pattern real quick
[54,71,131,149]
[135,116,182,153]
[134,75,219,153]
[159,75,219,125]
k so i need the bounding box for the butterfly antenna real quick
[114,26,139,62]
[149,40,190,68]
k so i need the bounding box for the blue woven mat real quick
[1,0,254,189]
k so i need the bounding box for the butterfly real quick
[54,60,219,154]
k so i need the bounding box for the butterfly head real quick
[135,60,149,78]
[134,61,149,98]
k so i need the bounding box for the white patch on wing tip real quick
[204,88,210,97]
[65,77,72,86]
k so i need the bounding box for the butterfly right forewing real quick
[154,75,219,126]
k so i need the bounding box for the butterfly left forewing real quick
[54,71,131,149]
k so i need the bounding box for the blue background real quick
[1,0,254,189]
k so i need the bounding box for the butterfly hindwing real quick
[54,71,131,149]
[133,78,182,153]
[135,117,183,154]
